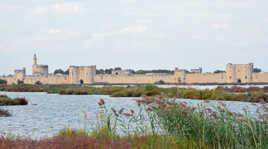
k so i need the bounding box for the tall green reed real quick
[138,96,268,149]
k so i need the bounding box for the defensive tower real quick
[226,63,253,83]
[32,54,49,76]
[69,65,96,84]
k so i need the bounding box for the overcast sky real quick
[0,0,267,75]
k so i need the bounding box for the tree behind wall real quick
[253,68,262,73]
[54,69,69,75]
[214,70,226,74]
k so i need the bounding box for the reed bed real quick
[136,96,268,148]
[91,97,268,148]
[216,86,268,93]
[49,97,268,149]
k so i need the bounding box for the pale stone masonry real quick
[1,54,268,85]
[32,53,48,76]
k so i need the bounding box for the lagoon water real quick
[0,91,263,139]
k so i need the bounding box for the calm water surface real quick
[0,92,263,139]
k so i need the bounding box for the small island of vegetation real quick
[0,95,28,117]
[0,95,28,106]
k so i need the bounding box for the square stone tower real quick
[226,63,253,83]
[14,68,26,82]
[69,65,96,84]
[174,69,187,84]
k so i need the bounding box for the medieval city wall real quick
[252,72,268,83]
[95,73,228,84]
[23,75,69,85]
[183,73,226,84]
[94,74,176,84]
[2,58,268,85]
[0,75,70,85]
[0,76,17,85]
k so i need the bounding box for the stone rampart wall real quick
[252,73,268,83]
[0,76,17,85]
[2,64,268,85]
[23,75,69,85]
[94,74,176,84]
[184,73,226,84]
